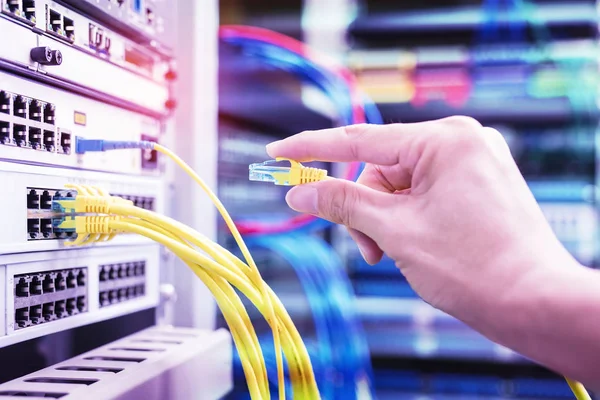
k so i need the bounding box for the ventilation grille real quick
[0,327,232,399]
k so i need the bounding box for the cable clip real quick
[249,158,327,186]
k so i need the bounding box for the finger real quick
[348,228,384,265]
[266,119,475,165]
[285,178,403,242]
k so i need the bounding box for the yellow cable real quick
[108,218,317,398]
[566,378,592,400]
[107,206,315,395]
[122,218,270,398]
[153,144,286,400]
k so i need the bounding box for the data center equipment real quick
[0,0,231,398]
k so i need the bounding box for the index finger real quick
[265,121,436,165]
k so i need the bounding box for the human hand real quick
[266,117,579,330]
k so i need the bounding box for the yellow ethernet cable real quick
[64,184,319,399]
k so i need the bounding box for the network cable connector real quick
[249,158,327,186]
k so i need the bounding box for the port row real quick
[15,267,87,298]
[15,296,86,329]
[99,261,146,282]
[46,5,75,42]
[0,90,71,154]
[99,285,145,308]
[114,194,155,211]
[1,0,36,25]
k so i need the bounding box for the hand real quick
[266,116,579,330]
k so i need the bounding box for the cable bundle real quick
[63,144,320,400]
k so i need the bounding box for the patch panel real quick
[1,0,36,25]
[13,267,87,330]
[98,261,146,308]
[0,162,165,254]
[0,71,163,175]
[0,89,66,154]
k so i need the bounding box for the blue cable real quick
[245,234,376,399]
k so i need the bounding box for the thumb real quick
[285,178,394,241]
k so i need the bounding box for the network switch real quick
[0,15,169,115]
[1,244,160,347]
[0,71,162,175]
[0,161,165,254]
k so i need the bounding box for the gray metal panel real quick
[0,326,232,400]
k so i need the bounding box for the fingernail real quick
[266,141,281,157]
[358,245,368,262]
[286,186,318,214]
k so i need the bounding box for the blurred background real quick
[217,0,599,399]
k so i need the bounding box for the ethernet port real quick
[59,131,71,154]
[66,298,76,315]
[48,9,62,34]
[29,276,42,295]
[63,16,74,40]
[55,299,66,317]
[23,0,36,22]
[126,287,134,299]
[27,189,40,209]
[117,264,125,279]
[108,290,117,303]
[76,270,85,286]
[40,218,52,238]
[146,8,154,25]
[55,273,65,291]
[43,103,55,125]
[43,130,55,152]
[28,99,41,121]
[6,0,19,15]
[0,91,9,114]
[40,190,52,209]
[13,124,27,147]
[99,266,108,282]
[13,95,27,119]
[28,127,42,150]
[42,302,54,321]
[76,296,85,312]
[99,291,108,306]
[16,278,29,297]
[15,307,29,327]
[30,304,42,323]
[125,263,133,277]
[0,121,9,144]
[117,288,126,301]
[117,0,125,6]
[66,271,76,288]
[27,219,40,239]
[42,274,54,293]
[137,284,145,296]
[134,262,145,276]
[109,266,117,280]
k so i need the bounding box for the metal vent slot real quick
[108,347,165,352]
[55,366,123,374]
[83,356,145,363]
[131,339,183,345]
[24,377,98,385]
[0,390,67,398]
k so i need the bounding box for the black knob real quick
[30,46,52,64]
[50,50,63,66]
